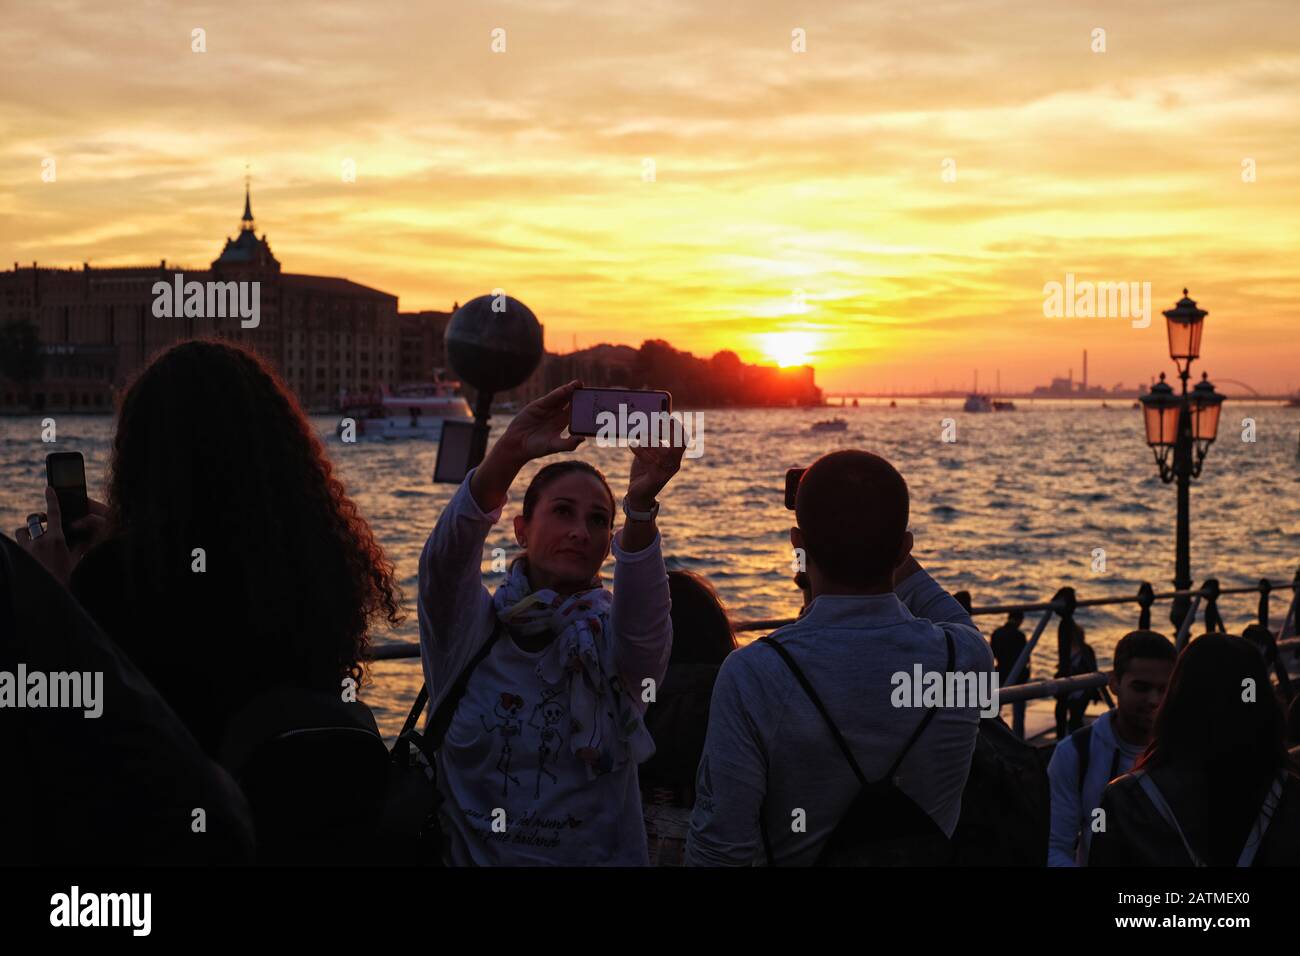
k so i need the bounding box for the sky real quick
[2,0,1298,394]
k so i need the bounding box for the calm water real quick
[4,402,1299,740]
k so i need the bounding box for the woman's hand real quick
[469,380,585,512]
[13,489,110,587]
[500,380,586,462]
[619,439,686,553]
[625,440,686,511]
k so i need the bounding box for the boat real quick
[810,418,848,432]
[1286,392,1300,408]
[992,400,1016,411]
[963,393,993,413]
[337,378,473,440]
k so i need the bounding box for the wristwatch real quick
[622,496,660,522]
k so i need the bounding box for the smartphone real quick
[784,466,806,511]
[46,452,89,541]
[569,387,671,438]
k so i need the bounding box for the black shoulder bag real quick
[380,619,502,865]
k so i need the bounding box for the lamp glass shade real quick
[1190,376,1225,442]
[1143,402,1181,448]
[1166,315,1203,363]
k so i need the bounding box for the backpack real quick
[949,715,1051,865]
[758,632,956,866]
[383,619,502,865]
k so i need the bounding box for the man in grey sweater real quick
[686,450,994,866]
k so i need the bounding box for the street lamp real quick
[1138,289,1225,635]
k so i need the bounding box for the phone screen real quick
[569,388,671,438]
[46,452,89,538]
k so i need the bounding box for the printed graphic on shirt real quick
[527,687,567,797]
[479,691,526,796]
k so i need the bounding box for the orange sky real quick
[2,1,1298,393]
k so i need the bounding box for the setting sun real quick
[757,331,819,368]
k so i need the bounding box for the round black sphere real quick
[444,294,544,394]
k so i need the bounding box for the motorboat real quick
[337,379,473,440]
[810,418,848,432]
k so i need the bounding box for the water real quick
[3,402,1299,741]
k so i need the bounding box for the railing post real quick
[1257,578,1271,631]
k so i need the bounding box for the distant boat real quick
[810,418,848,432]
[1287,393,1300,408]
[337,379,473,440]
[992,400,1016,412]
[964,393,993,413]
[889,400,897,408]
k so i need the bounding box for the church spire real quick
[241,168,255,232]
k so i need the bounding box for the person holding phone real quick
[13,340,403,761]
[419,379,686,865]
[13,477,110,587]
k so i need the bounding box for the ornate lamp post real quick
[1138,290,1225,631]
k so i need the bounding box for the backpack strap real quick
[1071,724,1093,795]
[1238,772,1287,867]
[1133,769,1205,867]
[757,629,956,866]
[759,629,958,786]
[394,617,502,766]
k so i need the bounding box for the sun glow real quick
[757,331,819,368]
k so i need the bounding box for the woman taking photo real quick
[419,380,686,865]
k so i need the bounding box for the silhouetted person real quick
[641,570,737,807]
[16,340,402,756]
[14,340,402,861]
[1091,634,1300,866]
[991,609,1028,736]
[1055,622,1097,739]
[639,570,737,864]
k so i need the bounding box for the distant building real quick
[397,309,455,384]
[0,187,413,413]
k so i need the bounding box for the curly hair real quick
[106,339,402,693]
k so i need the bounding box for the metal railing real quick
[367,573,1300,700]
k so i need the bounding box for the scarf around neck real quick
[491,559,655,779]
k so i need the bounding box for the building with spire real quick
[0,186,451,412]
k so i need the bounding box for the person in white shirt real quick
[1046,629,1175,866]
[686,449,995,866]
[418,380,685,865]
